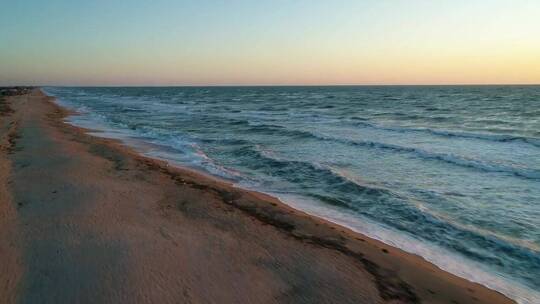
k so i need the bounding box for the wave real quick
[231,122,319,139]
[351,120,540,148]
[230,146,540,281]
[244,123,540,180]
[229,146,394,206]
[51,92,540,181]
[329,137,540,180]
[251,147,540,288]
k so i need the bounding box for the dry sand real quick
[0,89,515,304]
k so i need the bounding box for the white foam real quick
[247,191,540,304]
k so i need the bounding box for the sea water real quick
[44,86,540,303]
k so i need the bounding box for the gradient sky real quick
[1,0,539,86]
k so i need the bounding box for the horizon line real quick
[5,83,539,88]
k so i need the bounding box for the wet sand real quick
[0,88,515,303]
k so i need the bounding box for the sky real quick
[1,0,539,86]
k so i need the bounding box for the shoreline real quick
[0,88,516,303]
[59,111,535,304]
[48,88,537,304]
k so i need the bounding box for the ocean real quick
[44,86,540,303]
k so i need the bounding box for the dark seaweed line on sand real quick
[0,97,15,116]
[0,99,20,155]
[143,158,420,304]
[52,98,419,303]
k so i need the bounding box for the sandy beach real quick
[0,88,516,303]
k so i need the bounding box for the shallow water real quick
[45,86,540,303]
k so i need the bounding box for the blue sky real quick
[1,0,539,85]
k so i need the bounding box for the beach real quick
[0,88,516,303]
